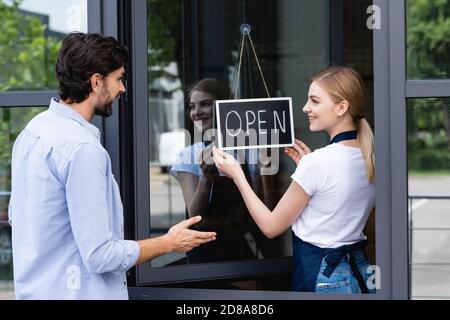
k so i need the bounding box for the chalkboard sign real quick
[215,97,295,150]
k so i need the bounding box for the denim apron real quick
[292,232,369,293]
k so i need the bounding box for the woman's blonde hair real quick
[311,66,375,183]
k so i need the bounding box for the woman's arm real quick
[213,147,310,239]
[260,173,275,210]
[258,148,276,210]
[175,144,220,217]
[176,172,212,217]
[235,176,310,239]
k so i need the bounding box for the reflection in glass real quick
[170,79,272,263]
[0,0,87,91]
[406,0,450,80]
[0,107,45,284]
[407,98,450,299]
[148,0,329,268]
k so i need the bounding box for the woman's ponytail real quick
[357,118,375,183]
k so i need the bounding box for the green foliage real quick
[407,98,450,172]
[407,0,450,79]
[409,149,450,170]
[147,0,181,79]
[0,0,61,91]
[407,1,450,173]
[0,0,60,191]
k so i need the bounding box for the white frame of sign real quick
[215,97,295,151]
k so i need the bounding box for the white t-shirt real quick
[291,143,375,248]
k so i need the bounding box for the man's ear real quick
[336,100,350,117]
[90,73,103,93]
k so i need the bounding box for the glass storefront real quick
[144,0,376,294]
[404,0,450,300]
[147,0,330,268]
[1,0,384,297]
[407,98,450,298]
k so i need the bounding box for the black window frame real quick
[115,0,411,299]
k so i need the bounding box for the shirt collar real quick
[49,98,101,140]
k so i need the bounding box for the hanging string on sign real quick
[232,24,271,100]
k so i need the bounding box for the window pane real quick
[413,229,450,264]
[147,0,330,268]
[407,98,450,177]
[407,98,450,299]
[0,106,46,299]
[0,0,88,92]
[406,0,450,80]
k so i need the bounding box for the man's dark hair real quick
[55,33,128,103]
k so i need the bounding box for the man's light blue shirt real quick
[9,99,140,300]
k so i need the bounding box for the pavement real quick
[409,175,450,299]
[0,282,14,300]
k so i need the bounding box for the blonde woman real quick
[213,66,375,293]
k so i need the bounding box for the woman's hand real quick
[284,139,311,165]
[258,148,273,168]
[212,147,245,182]
[198,144,219,179]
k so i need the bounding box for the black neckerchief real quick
[330,130,357,144]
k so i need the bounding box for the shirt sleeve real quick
[290,153,322,196]
[63,143,140,274]
[170,146,202,178]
